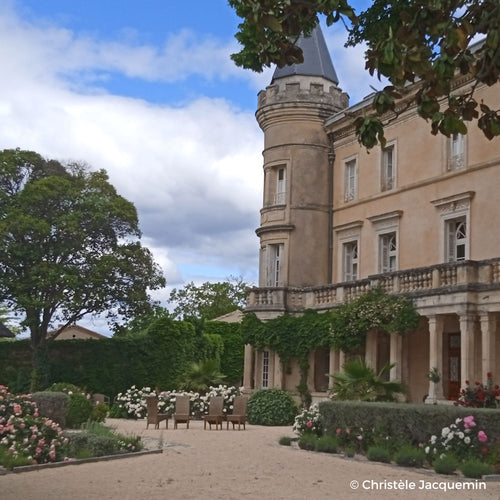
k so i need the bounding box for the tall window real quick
[267,243,284,286]
[379,232,397,272]
[343,241,358,281]
[448,133,465,170]
[381,145,395,191]
[262,350,270,388]
[275,168,286,204]
[344,159,357,202]
[446,218,467,262]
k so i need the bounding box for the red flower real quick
[487,372,492,378]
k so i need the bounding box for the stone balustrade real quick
[246,258,500,314]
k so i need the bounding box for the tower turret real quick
[255,25,349,289]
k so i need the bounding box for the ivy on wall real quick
[241,289,420,404]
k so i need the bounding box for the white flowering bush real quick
[293,404,323,437]
[203,385,240,417]
[116,384,241,419]
[114,386,154,419]
[425,415,491,462]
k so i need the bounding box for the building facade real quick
[243,27,500,404]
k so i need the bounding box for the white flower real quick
[441,427,450,437]
[457,432,464,439]
[464,436,471,444]
[431,435,437,444]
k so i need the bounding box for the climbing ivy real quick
[329,288,420,352]
[241,289,419,404]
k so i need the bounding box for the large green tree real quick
[0,149,166,354]
[229,0,500,147]
[168,276,248,321]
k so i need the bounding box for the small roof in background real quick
[0,321,15,338]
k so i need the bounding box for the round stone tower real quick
[255,26,349,289]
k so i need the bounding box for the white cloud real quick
[0,3,263,298]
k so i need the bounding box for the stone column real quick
[365,330,378,369]
[426,315,445,403]
[242,344,254,393]
[480,312,496,382]
[389,332,402,381]
[328,349,340,389]
[459,313,477,388]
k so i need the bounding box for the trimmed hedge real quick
[319,400,500,445]
[0,317,244,398]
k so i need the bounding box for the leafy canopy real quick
[0,148,166,348]
[228,0,500,147]
[168,276,248,321]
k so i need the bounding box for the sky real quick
[0,0,380,333]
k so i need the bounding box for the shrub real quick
[0,386,68,466]
[455,373,500,408]
[91,403,109,423]
[65,421,142,459]
[278,436,293,446]
[114,385,154,419]
[66,393,93,428]
[460,458,494,478]
[344,446,356,457]
[394,445,425,467]
[315,435,339,454]
[425,415,492,462]
[433,454,459,475]
[46,382,84,394]
[298,433,318,451]
[366,445,392,463]
[293,404,323,437]
[247,389,297,426]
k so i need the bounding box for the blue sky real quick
[1,0,379,333]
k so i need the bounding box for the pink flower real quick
[357,435,363,441]
[478,430,488,443]
[463,415,476,429]
[345,428,350,434]
[336,428,341,435]
[306,421,313,428]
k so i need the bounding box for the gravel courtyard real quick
[2,418,500,500]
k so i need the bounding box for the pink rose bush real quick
[425,415,490,462]
[0,385,68,465]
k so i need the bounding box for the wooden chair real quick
[203,396,224,430]
[173,395,190,429]
[226,396,248,430]
[146,395,169,429]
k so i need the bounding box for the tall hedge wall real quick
[0,316,244,397]
[204,320,244,385]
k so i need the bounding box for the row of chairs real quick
[146,395,248,430]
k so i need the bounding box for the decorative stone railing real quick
[246,258,500,313]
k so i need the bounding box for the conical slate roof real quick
[271,24,339,85]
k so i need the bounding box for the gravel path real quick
[1,418,500,499]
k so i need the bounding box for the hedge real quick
[319,400,500,445]
[0,317,245,397]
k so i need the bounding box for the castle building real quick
[243,26,500,404]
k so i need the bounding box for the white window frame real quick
[381,143,396,191]
[368,211,402,274]
[275,167,286,205]
[445,217,467,262]
[379,232,397,272]
[262,350,270,388]
[267,243,284,287]
[431,191,473,263]
[335,221,362,282]
[344,157,357,202]
[343,241,358,281]
[447,133,466,171]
